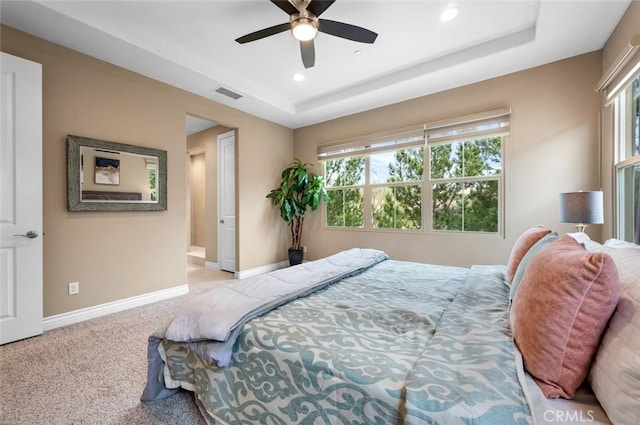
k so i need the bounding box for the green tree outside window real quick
[324,136,502,233]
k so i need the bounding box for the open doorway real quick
[185,114,235,285]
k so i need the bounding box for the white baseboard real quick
[235,260,289,279]
[205,261,220,270]
[43,284,189,331]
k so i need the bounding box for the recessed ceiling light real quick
[293,73,305,82]
[440,7,459,22]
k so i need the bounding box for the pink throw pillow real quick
[510,235,619,399]
[506,225,551,283]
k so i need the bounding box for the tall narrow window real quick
[614,75,640,243]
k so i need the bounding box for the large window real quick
[614,75,640,243]
[320,109,509,234]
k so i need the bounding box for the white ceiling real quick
[0,0,631,129]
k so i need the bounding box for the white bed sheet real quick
[524,373,611,425]
[513,343,610,424]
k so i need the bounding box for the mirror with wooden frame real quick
[67,135,167,211]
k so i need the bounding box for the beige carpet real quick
[0,289,217,425]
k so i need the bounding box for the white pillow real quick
[604,238,640,249]
[586,245,640,425]
[567,232,591,244]
[566,232,603,251]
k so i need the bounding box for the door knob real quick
[14,230,39,239]
[220,220,224,224]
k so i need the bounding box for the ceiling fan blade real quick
[318,19,378,44]
[235,22,291,44]
[300,40,315,69]
[307,0,336,17]
[270,0,299,16]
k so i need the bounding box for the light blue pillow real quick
[509,232,559,301]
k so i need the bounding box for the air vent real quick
[213,86,243,100]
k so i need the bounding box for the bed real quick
[142,233,640,425]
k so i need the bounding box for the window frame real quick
[425,135,505,235]
[612,74,640,243]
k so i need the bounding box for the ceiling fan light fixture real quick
[291,17,318,41]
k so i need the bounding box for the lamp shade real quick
[559,191,604,224]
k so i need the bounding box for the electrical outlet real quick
[302,246,308,253]
[68,282,79,295]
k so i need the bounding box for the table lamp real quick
[559,191,604,232]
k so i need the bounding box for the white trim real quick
[595,34,640,92]
[425,107,510,130]
[42,285,189,331]
[606,60,640,103]
[317,125,425,161]
[205,261,220,270]
[234,260,289,279]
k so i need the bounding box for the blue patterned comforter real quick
[158,260,532,424]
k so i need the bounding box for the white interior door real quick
[0,52,43,345]
[218,130,236,272]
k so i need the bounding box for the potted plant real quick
[266,159,328,265]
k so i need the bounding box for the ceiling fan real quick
[235,0,378,69]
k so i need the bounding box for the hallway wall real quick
[189,152,206,247]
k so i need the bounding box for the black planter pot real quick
[288,248,304,266]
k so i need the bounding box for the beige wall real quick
[1,25,293,317]
[186,125,234,264]
[599,1,639,240]
[294,52,603,267]
[239,120,294,268]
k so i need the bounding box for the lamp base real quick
[574,224,588,233]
